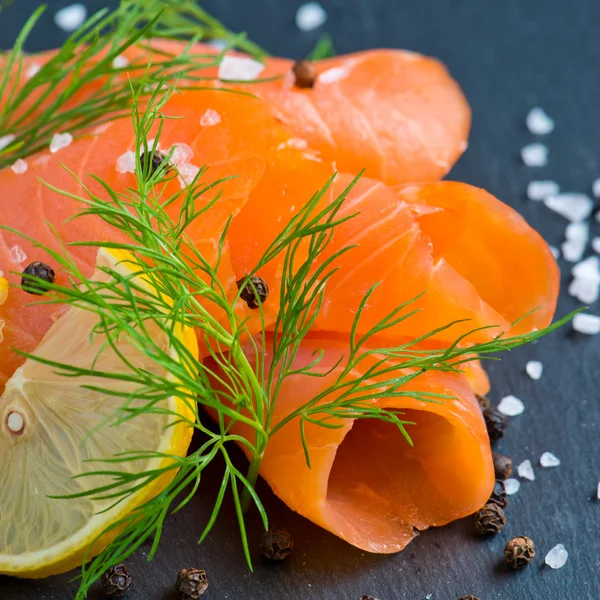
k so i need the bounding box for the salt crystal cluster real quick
[544,193,594,222]
[50,132,73,154]
[497,395,525,416]
[525,360,543,380]
[521,143,548,167]
[517,459,535,481]
[545,544,568,569]
[561,221,589,263]
[568,255,600,303]
[526,107,555,135]
[295,2,328,31]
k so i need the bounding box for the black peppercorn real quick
[21,261,55,295]
[492,453,513,479]
[139,150,169,176]
[483,408,506,442]
[260,527,294,560]
[292,60,317,88]
[176,568,208,599]
[475,502,507,535]
[458,596,480,600]
[488,479,508,508]
[505,536,535,569]
[236,275,269,309]
[101,564,132,599]
[476,394,491,411]
[359,596,379,600]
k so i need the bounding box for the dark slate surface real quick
[1,1,600,599]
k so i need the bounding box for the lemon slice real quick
[0,248,198,578]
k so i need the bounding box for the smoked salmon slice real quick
[7,42,470,185]
[208,335,494,553]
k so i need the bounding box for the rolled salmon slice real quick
[8,42,470,186]
[208,335,494,553]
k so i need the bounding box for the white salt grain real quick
[565,221,589,243]
[178,164,200,188]
[49,132,73,153]
[527,180,559,201]
[521,143,548,167]
[218,55,265,81]
[10,245,27,265]
[116,151,136,174]
[540,452,561,467]
[572,313,600,335]
[545,544,568,569]
[572,256,600,282]
[200,109,221,127]
[26,63,41,79]
[11,159,28,174]
[597,481,600,500]
[593,178,600,198]
[562,239,586,263]
[112,55,129,69]
[591,237,600,255]
[517,459,535,481]
[498,395,525,417]
[569,278,599,304]
[53,4,87,32]
[549,246,560,259]
[319,66,349,84]
[544,193,594,222]
[526,360,543,380]
[169,143,194,167]
[0,134,16,152]
[526,107,555,135]
[295,2,328,31]
[207,39,229,51]
[504,478,521,495]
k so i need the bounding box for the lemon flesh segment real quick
[0,249,197,578]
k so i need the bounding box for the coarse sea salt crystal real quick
[505,478,521,495]
[218,55,265,81]
[50,132,73,153]
[208,39,229,51]
[169,143,194,167]
[178,164,200,188]
[498,395,525,417]
[593,178,600,198]
[544,193,594,222]
[11,159,28,175]
[295,2,328,31]
[572,313,600,335]
[10,245,27,264]
[569,277,599,304]
[562,239,586,263]
[521,143,548,167]
[545,544,568,569]
[565,221,589,243]
[0,134,16,152]
[526,360,543,380]
[116,151,136,174]
[200,109,221,127]
[26,63,41,79]
[597,481,600,500]
[517,459,535,481]
[526,107,555,135]
[112,55,129,69]
[53,3,87,32]
[592,238,600,255]
[319,66,349,84]
[527,180,559,201]
[572,256,600,282]
[540,452,561,467]
[549,246,560,259]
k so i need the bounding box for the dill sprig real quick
[0,0,266,169]
[1,75,574,600]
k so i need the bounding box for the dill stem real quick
[241,450,264,513]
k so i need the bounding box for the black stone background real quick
[1,1,599,598]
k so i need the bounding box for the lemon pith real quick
[0,248,198,578]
